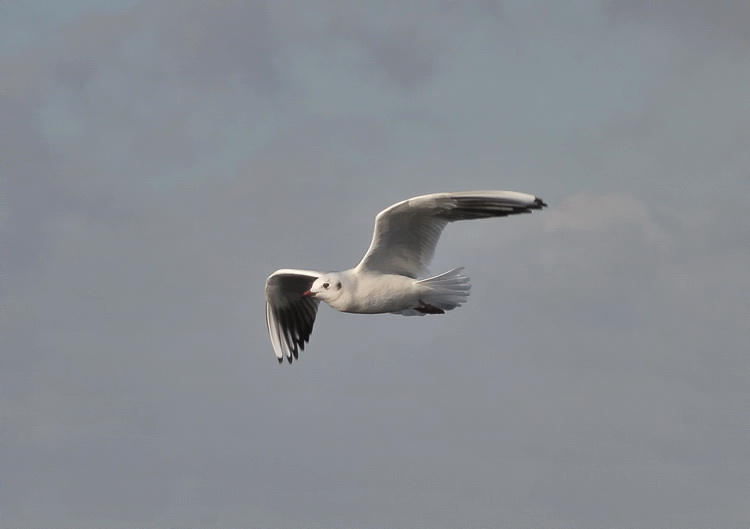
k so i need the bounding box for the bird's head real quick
[302,273,345,303]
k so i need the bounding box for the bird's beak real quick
[301,290,315,298]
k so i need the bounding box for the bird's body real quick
[326,271,417,313]
[318,270,460,314]
[265,190,546,363]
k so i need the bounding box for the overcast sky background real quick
[2,1,749,527]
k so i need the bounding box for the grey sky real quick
[2,1,749,527]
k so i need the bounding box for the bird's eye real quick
[336,282,342,290]
[323,282,330,289]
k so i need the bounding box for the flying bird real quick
[265,190,546,363]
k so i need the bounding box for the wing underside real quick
[355,190,546,277]
[265,269,322,363]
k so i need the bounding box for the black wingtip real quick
[278,357,283,364]
[535,197,548,208]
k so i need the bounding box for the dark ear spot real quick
[336,281,342,290]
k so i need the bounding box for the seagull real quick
[265,190,547,363]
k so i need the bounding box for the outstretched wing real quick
[355,190,547,277]
[265,269,323,363]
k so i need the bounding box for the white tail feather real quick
[393,267,471,316]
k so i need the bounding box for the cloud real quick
[154,1,283,94]
[544,192,660,237]
[604,0,750,49]
[280,1,503,90]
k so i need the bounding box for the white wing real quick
[265,268,323,363]
[355,190,547,277]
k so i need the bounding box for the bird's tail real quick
[395,267,471,316]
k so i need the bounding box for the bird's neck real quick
[325,269,361,313]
